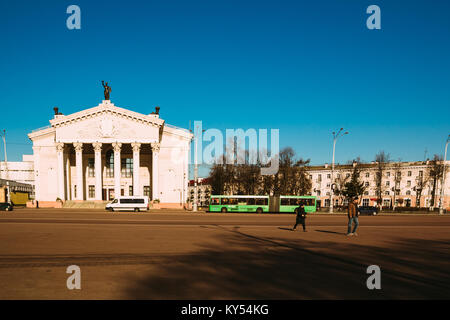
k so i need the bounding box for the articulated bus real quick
[209,195,317,213]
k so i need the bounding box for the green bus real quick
[209,195,316,213]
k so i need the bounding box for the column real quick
[65,152,71,200]
[93,142,103,200]
[74,142,84,200]
[131,142,141,196]
[151,142,160,201]
[112,142,122,199]
[56,143,65,201]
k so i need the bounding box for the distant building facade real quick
[307,161,450,210]
[188,178,211,207]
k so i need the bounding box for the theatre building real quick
[27,100,192,208]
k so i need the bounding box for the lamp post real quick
[192,124,205,212]
[439,134,450,215]
[330,128,348,214]
[0,129,10,203]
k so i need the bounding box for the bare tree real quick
[426,155,444,209]
[390,159,402,210]
[374,151,390,210]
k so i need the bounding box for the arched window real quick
[106,150,114,177]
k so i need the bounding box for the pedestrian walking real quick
[292,202,307,232]
[347,198,359,236]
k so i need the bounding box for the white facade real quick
[28,100,192,207]
[0,155,35,185]
[307,161,450,209]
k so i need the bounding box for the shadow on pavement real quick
[123,227,450,299]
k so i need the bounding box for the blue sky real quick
[0,0,449,177]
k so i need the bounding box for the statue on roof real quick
[102,81,111,100]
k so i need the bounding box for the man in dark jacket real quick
[347,198,359,236]
[292,203,307,232]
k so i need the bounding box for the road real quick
[1,208,449,299]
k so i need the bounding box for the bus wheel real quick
[134,208,139,212]
[221,207,228,213]
[256,207,263,213]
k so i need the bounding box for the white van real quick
[106,196,149,212]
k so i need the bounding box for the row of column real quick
[55,142,160,201]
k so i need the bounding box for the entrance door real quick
[108,189,115,200]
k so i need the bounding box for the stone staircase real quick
[63,201,109,209]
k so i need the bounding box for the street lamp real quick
[439,134,450,215]
[192,124,205,212]
[330,128,348,214]
[0,129,10,203]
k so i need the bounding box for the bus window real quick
[229,198,238,205]
[247,198,256,205]
[290,198,300,206]
[256,198,268,205]
[210,197,220,205]
[280,198,290,205]
[238,199,248,205]
[222,198,229,205]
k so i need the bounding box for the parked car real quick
[0,202,13,211]
[105,196,149,212]
[358,206,378,216]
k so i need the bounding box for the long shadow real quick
[278,227,293,231]
[122,227,450,299]
[315,229,345,235]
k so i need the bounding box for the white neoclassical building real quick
[27,100,192,208]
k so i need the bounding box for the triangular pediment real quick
[50,101,164,143]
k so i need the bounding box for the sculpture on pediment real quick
[102,81,111,100]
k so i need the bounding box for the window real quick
[255,198,268,205]
[88,185,95,198]
[395,190,400,196]
[385,191,390,196]
[386,172,390,177]
[121,158,133,178]
[406,190,411,195]
[129,186,133,196]
[362,199,369,206]
[210,197,220,205]
[365,172,370,178]
[346,173,350,178]
[365,182,369,187]
[88,158,95,177]
[143,186,151,198]
[326,183,331,188]
[74,185,77,198]
[316,190,321,196]
[364,191,369,196]
[407,180,411,187]
[318,174,322,182]
[324,199,330,207]
[419,171,423,177]
[408,171,412,177]
[385,181,390,186]
[309,175,312,180]
[327,174,331,179]
[383,199,391,207]
[106,150,114,178]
